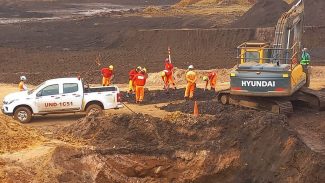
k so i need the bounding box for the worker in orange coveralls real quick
[101,65,114,86]
[127,66,141,96]
[133,68,147,104]
[184,65,197,99]
[203,71,217,91]
[161,69,174,91]
[164,58,176,89]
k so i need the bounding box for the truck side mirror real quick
[36,92,42,97]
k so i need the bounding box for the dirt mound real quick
[217,0,256,5]
[52,111,325,182]
[59,114,183,149]
[288,110,325,155]
[161,100,239,114]
[1,110,324,182]
[0,116,44,153]
[121,88,218,104]
[176,0,203,6]
[231,0,289,28]
[233,0,325,28]
[176,0,254,6]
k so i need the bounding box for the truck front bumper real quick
[115,103,124,109]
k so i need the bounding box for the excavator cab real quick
[230,0,306,97]
[239,42,270,64]
[231,42,305,97]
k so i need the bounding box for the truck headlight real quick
[7,99,18,104]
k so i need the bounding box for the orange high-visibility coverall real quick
[208,72,217,90]
[101,68,114,86]
[184,70,197,99]
[165,61,176,88]
[162,70,175,89]
[133,73,147,102]
[128,68,138,93]
[18,81,27,91]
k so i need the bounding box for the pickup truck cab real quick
[2,77,122,123]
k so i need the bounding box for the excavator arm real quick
[272,0,304,64]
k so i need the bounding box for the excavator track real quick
[217,91,294,115]
[218,87,325,115]
[273,100,294,115]
[297,87,325,110]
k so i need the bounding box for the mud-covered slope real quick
[231,0,289,28]
[232,0,325,28]
[1,108,324,182]
[56,113,324,182]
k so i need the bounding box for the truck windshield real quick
[245,51,260,62]
[27,82,45,95]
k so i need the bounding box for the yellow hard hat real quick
[203,76,208,81]
[161,71,166,77]
[109,65,114,70]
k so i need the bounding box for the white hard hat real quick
[203,76,208,81]
[188,65,194,69]
[20,76,26,81]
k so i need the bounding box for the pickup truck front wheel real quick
[14,107,32,123]
[86,104,103,116]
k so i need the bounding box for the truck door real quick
[61,83,82,110]
[36,84,62,112]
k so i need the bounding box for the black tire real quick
[220,94,230,105]
[14,107,32,123]
[85,104,103,116]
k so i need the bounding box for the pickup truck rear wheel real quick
[14,107,32,123]
[86,104,103,116]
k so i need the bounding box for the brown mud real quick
[2,111,324,182]
[0,116,44,153]
[121,88,217,104]
[160,100,238,115]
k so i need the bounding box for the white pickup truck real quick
[1,77,123,123]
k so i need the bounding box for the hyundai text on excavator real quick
[217,0,325,114]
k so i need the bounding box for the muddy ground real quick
[1,104,324,182]
[121,88,217,104]
[0,82,325,182]
[1,0,325,85]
